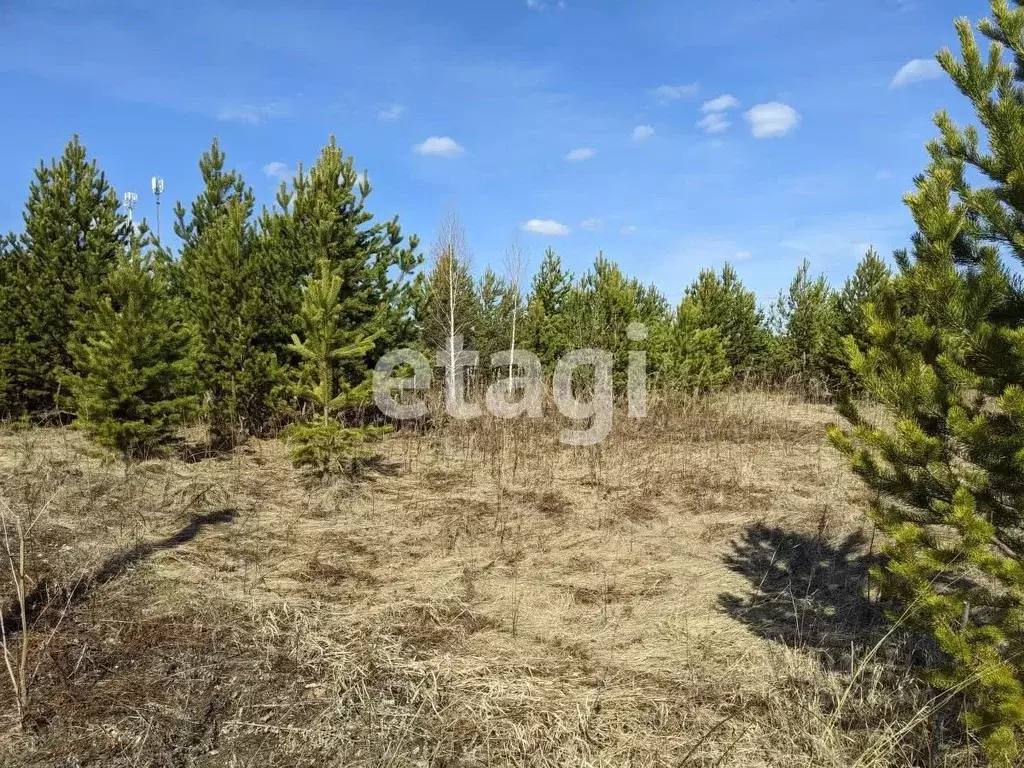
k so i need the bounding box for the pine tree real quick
[665,300,731,392]
[474,267,511,369]
[258,136,421,380]
[770,259,844,389]
[0,233,16,414]
[0,136,125,416]
[180,191,278,445]
[65,235,193,461]
[284,258,389,476]
[521,247,574,370]
[681,264,769,378]
[173,137,251,288]
[567,253,671,389]
[831,5,1024,761]
[835,248,892,386]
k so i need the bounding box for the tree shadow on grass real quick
[2,507,238,636]
[718,522,889,669]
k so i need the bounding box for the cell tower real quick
[151,176,164,243]
[123,191,139,231]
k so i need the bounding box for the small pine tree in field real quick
[834,248,892,389]
[681,264,769,378]
[770,259,844,389]
[836,248,891,350]
[521,247,574,370]
[65,236,193,461]
[285,258,389,476]
[665,300,731,392]
[831,6,1024,760]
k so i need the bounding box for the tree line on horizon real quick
[0,134,890,448]
[6,2,1024,760]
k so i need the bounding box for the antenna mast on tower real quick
[151,176,164,243]
[123,191,139,235]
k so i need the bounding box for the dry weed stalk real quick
[0,487,65,729]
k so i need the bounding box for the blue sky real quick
[0,0,990,305]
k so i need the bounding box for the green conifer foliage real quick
[474,267,512,367]
[414,215,478,365]
[284,258,389,476]
[562,253,671,389]
[173,137,252,279]
[665,300,731,392]
[521,247,574,370]
[65,235,193,461]
[770,259,844,389]
[837,249,892,349]
[259,136,421,377]
[0,136,125,416]
[681,264,769,378]
[180,193,278,445]
[830,5,1024,756]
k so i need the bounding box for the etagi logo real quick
[373,323,649,446]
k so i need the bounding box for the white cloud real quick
[698,112,730,134]
[566,147,596,162]
[701,94,739,113]
[620,224,638,235]
[744,102,800,138]
[218,102,287,124]
[414,136,466,158]
[651,83,699,103]
[262,161,291,182]
[523,219,570,236]
[580,217,603,232]
[632,124,655,142]
[890,58,942,89]
[527,0,565,9]
[378,103,404,121]
[733,250,752,261]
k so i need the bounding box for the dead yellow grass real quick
[0,391,972,766]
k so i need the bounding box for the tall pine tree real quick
[258,136,421,381]
[0,136,125,416]
[179,185,278,444]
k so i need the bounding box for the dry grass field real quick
[0,391,970,766]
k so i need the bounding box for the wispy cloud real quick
[580,217,603,232]
[632,124,655,143]
[526,0,566,10]
[620,224,638,235]
[414,136,466,157]
[566,147,596,162]
[701,94,739,113]
[218,101,289,124]
[378,103,404,121]
[890,58,942,89]
[698,94,739,134]
[744,102,799,138]
[650,83,699,104]
[698,112,730,134]
[523,218,570,236]
[262,161,292,181]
